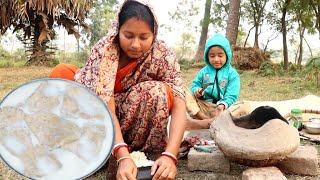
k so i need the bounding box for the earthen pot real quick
[209,109,300,167]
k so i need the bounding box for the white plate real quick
[0,78,115,179]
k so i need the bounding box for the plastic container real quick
[291,109,303,131]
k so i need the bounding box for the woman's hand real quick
[151,155,177,180]
[150,96,184,179]
[116,158,138,180]
[194,88,204,98]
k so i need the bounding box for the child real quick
[186,33,240,129]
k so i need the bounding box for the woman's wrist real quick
[161,152,178,165]
[112,142,130,158]
[116,156,132,165]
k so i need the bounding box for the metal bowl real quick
[309,118,320,124]
[304,122,320,134]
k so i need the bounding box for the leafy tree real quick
[305,57,320,87]
[0,0,94,66]
[310,0,320,38]
[193,0,232,59]
[176,32,196,60]
[289,0,316,66]
[210,0,229,31]
[168,0,201,61]
[168,0,200,33]
[170,0,240,60]
[87,0,117,47]
[236,28,248,47]
[242,0,268,48]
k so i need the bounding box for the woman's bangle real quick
[116,156,132,165]
[112,143,129,157]
[161,152,178,165]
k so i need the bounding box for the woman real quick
[50,0,186,179]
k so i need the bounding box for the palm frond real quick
[1,0,94,66]
[1,0,94,33]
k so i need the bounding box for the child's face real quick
[208,46,227,69]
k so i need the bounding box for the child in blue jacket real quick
[186,33,240,128]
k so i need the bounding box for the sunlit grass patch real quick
[0,67,52,100]
[0,60,27,68]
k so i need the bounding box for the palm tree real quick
[0,0,93,66]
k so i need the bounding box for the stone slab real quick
[242,166,287,180]
[276,145,318,176]
[187,146,230,173]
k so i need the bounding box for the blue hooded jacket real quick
[190,33,240,109]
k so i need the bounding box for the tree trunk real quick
[297,28,305,66]
[263,33,279,51]
[244,26,254,47]
[303,36,313,58]
[254,23,259,48]
[26,14,55,66]
[281,0,292,72]
[250,0,267,49]
[194,0,212,60]
[226,0,241,46]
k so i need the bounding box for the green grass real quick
[238,71,320,101]
[0,60,26,68]
[0,67,52,99]
[182,68,320,101]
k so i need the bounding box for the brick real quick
[276,146,318,176]
[187,146,230,173]
[242,166,287,180]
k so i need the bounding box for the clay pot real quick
[209,110,300,167]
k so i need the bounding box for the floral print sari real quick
[74,0,185,153]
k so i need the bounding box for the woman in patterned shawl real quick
[50,0,186,179]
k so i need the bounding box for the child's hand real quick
[195,88,204,97]
[216,104,225,113]
[211,104,225,117]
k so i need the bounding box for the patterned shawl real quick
[75,0,185,104]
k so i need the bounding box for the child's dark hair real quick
[119,1,154,33]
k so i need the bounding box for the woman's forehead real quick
[120,18,153,34]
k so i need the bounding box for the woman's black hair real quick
[118,1,154,33]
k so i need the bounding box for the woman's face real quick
[119,17,154,60]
